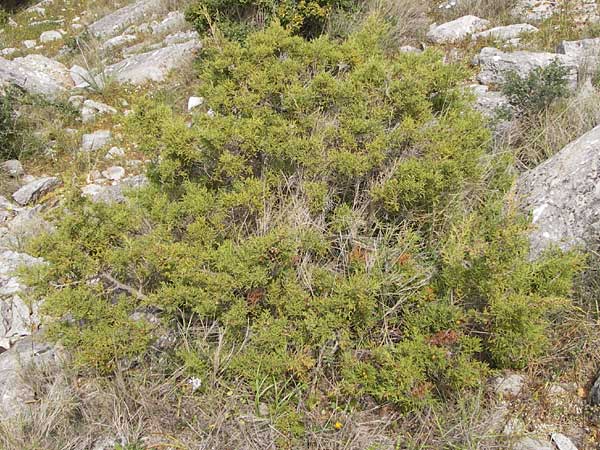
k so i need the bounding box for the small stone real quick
[81,99,117,123]
[68,95,85,108]
[1,160,24,178]
[551,433,578,450]
[39,30,62,43]
[105,146,125,159]
[81,130,112,152]
[12,176,60,205]
[1,48,17,56]
[101,166,125,181]
[493,373,526,397]
[23,40,37,49]
[513,437,554,450]
[399,45,422,53]
[187,96,204,111]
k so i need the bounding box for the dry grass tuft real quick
[508,84,600,169]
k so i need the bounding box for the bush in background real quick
[186,0,358,39]
[502,60,570,116]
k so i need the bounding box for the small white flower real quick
[188,377,202,392]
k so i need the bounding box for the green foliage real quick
[27,21,583,435]
[0,88,21,160]
[502,60,570,116]
[185,0,357,39]
[0,8,8,26]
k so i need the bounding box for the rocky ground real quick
[2,0,600,448]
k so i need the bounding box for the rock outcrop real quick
[0,337,56,420]
[476,47,579,89]
[472,23,538,42]
[104,39,201,85]
[87,0,163,39]
[0,54,73,100]
[427,15,490,44]
[518,124,600,257]
[12,176,60,206]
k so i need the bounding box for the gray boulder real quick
[151,11,186,35]
[81,175,148,204]
[0,250,44,350]
[104,39,201,85]
[39,30,62,43]
[511,0,556,22]
[100,34,137,52]
[1,160,24,178]
[472,23,538,41]
[518,124,600,257]
[513,437,554,450]
[87,0,163,39]
[81,130,112,152]
[492,373,526,397]
[427,15,490,44]
[470,84,511,118]
[551,433,578,450]
[12,177,60,206]
[0,337,55,420]
[81,99,117,123]
[476,47,578,89]
[0,54,73,100]
[558,37,600,77]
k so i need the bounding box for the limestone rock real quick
[427,15,490,44]
[0,337,55,420]
[476,47,578,89]
[104,39,201,85]
[0,206,51,249]
[0,54,73,100]
[81,130,112,152]
[470,84,511,118]
[1,160,24,178]
[472,23,538,41]
[551,433,578,450]
[187,96,203,111]
[12,176,60,206]
[87,0,163,39]
[0,250,44,350]
[101,166,125,181]
[39,30,62,43]
[151,11,186,35]
[163,30,199,46]
[512,0,599,24]
[81,99,117,123]
[518,124,600,256]
[513,437,554,450]
[82,175,148,203]
[492,373,526,397]
[105,146,125,159]
[100,34,137,52]
[557,37,600,77]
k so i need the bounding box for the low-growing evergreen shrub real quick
[502,60,570,116]
[185,0,357,39]
[26,20,583,436]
